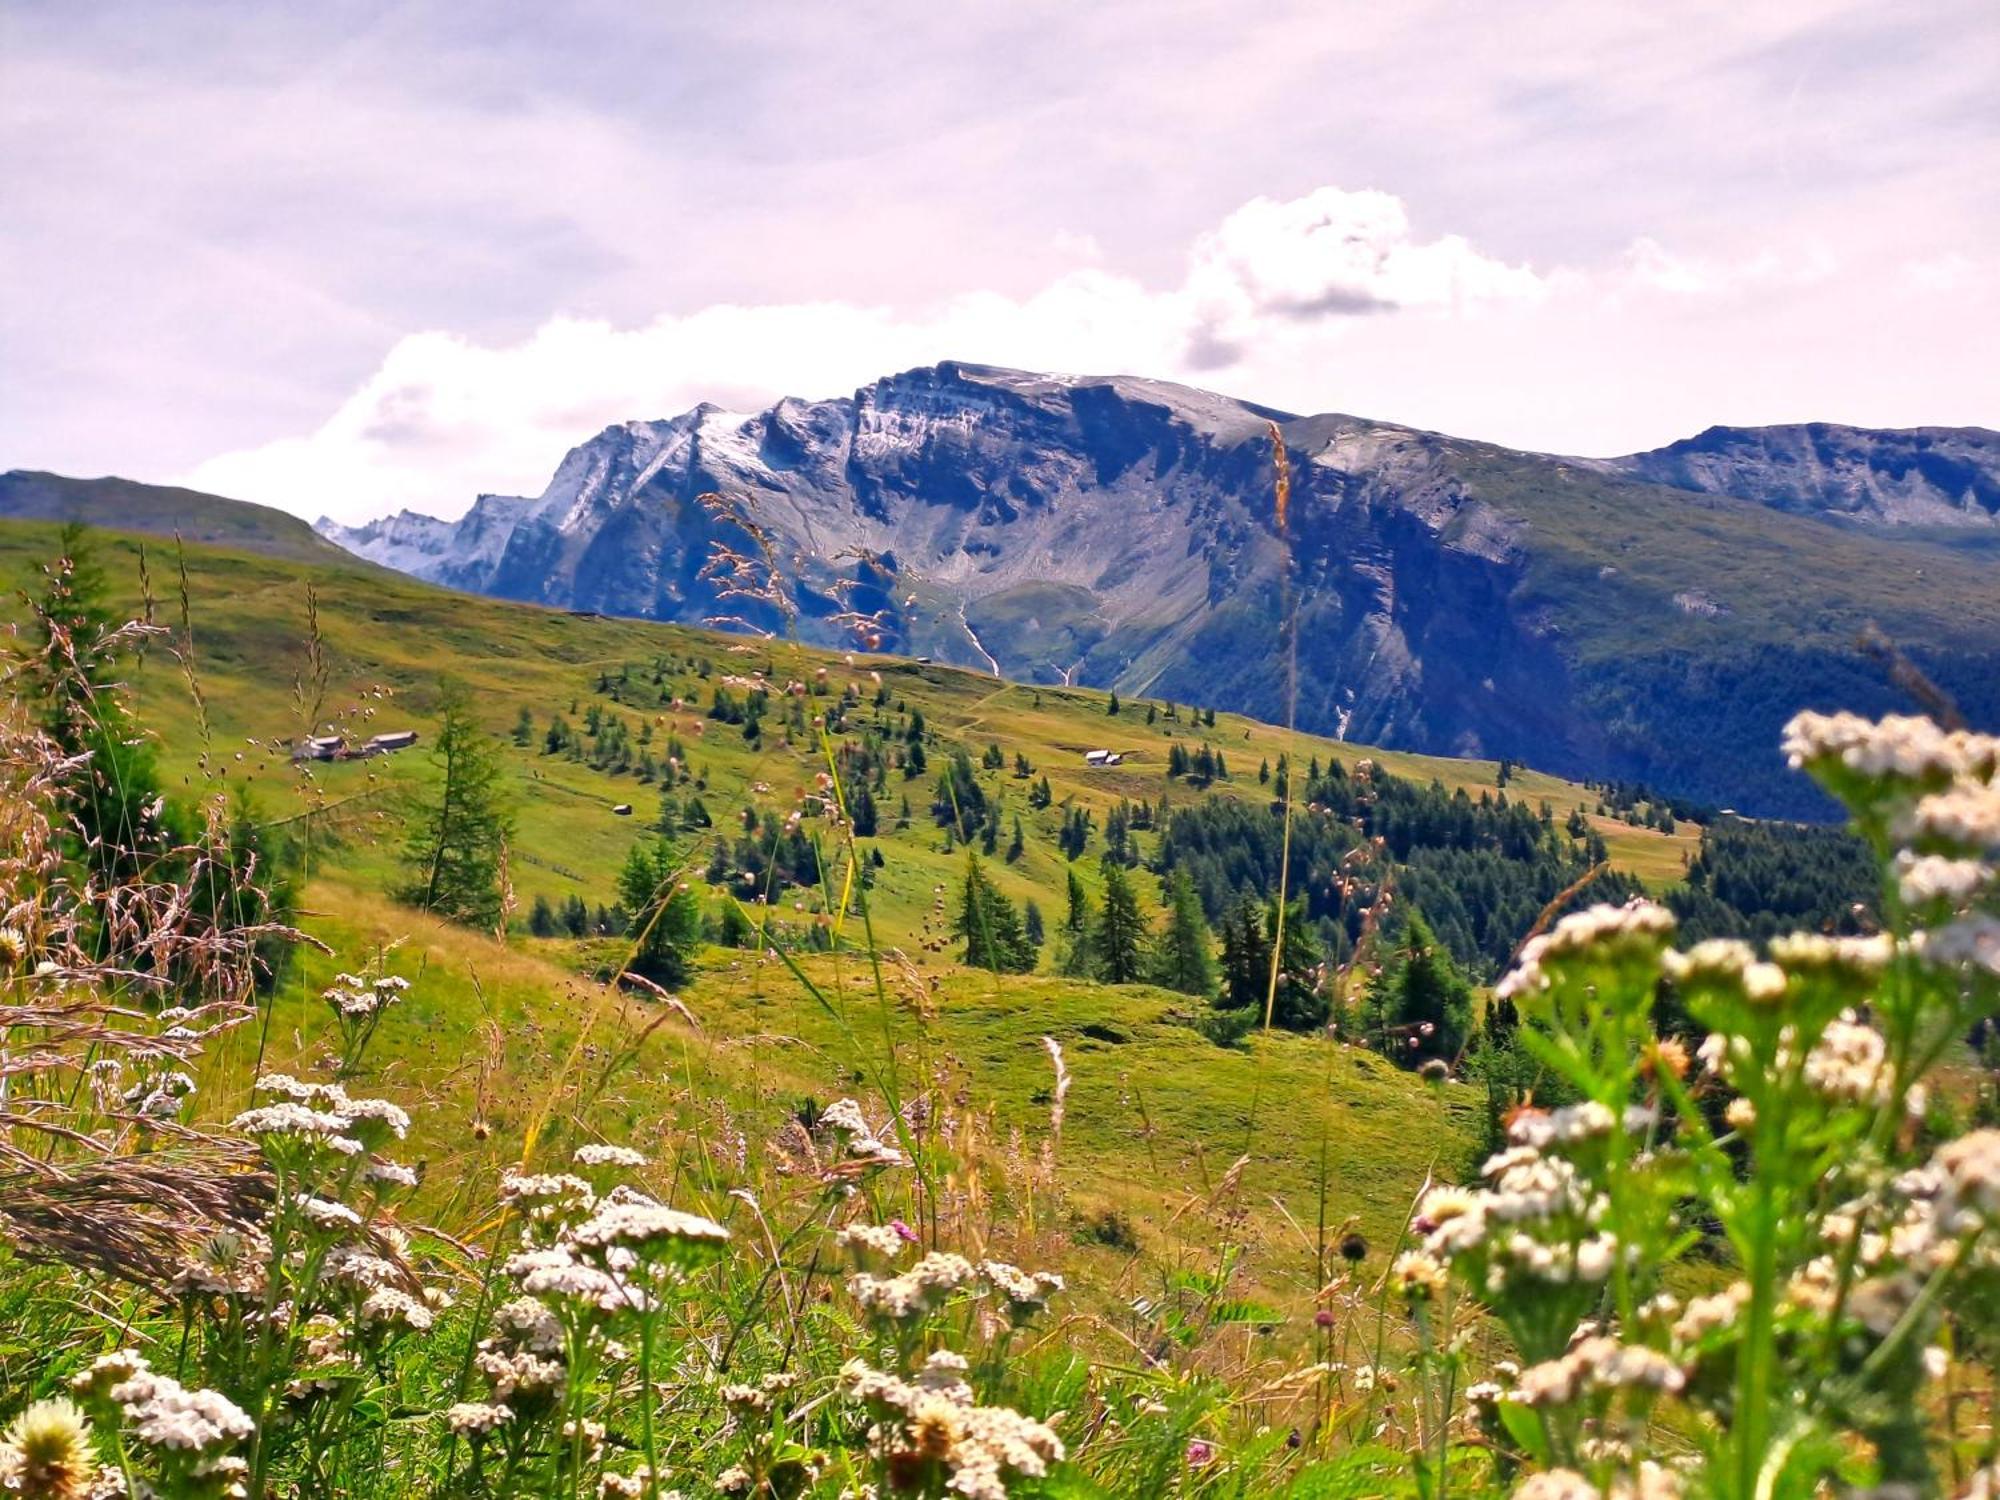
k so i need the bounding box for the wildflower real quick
[364,1159,420,1188]
[231,1102,357,1149]
[170,1228,271,1299]
[1931,1130,2000,1227]
[100,1367,253,1452]
[1611,1463,1683,1500]
[1497,901,1677,1002]
[1512,1471,1600,1500]
[1899,780,2000,856]
[1390,1249,1448,1301]
[1510,1100,1616,1149]
[1804,1013,1891,1105]
[567,1199,730,1267]
[360,1286,435,1332]
[835,1222,912,1261]
[297,1196,363,1233]
[0,926,26,969]
[840,1356,1062,1500]
[445,1402,513,1437]
[1661,940,1786,1004]
[1896,851,1992,906]
[1573,1234,1620,1282]
[337,1096,411,1143]
[573,1143,648,1169]
[254,1073,343,1104]
[69,1351,149,1402]
[1338,1232,1369,1262]
[474,1347,565,1401]
[1771,930,1895,979]
[499,1171,595,1223]
[1724,1097,1757,1132]
[1513,1337,1683,1408]
[1414,1185,1488,1256]
[0,1398,96,1500]
[1781,710,1999,784]
[491,1296,564,1353]
[1925,915,2000,977]
[981,1260,1064,1323]
[1672,1282,1749,1345]
[851,1252,979,1321]
[504,1246,648,1313]
[1185,1438,1216,1466]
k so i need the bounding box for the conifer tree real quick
[1056,867,1093,976]
[1091,859,1147,984]
[616,837,703,984]
[1362,912,1473,1065]
[953,851,1035,972]
[400,683,514,928]
[1149,869,1217,997]
[21,527,181,884]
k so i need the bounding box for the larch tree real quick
[401,683,515,929]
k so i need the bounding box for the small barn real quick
[292,734,346,762]
[364,730,419,755]
[1083,749,1124,767]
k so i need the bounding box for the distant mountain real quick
[0,470,364,567]
[1596,423,2000,528]
[313,364,2000,815]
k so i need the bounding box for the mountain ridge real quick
[20,363,2000,817]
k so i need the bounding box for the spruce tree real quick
[953,852,1034,973]
[1091,859,1147,984]
[1364,912,1474,1065]
[1149,869,1217,997]
[1217,897,1270,1013]
[1056,868,1093,977]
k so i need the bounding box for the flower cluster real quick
[847,1250,1063,1329]
[840,1352,1064,1500]
[323,971,410,1019]
[1450,711,2000,1497]
[72,1351,253,1497]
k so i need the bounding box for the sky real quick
[4,0,1996,524]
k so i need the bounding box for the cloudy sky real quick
[5,1,1995,524]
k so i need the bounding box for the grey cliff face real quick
[318,363,2000,816]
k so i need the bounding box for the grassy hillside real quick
[4,515,1978,1499]
[0,469,368,567]
[0,517,1709,1306]
[0,518,1700,949]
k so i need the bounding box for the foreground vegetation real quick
[3,525,1997,1497]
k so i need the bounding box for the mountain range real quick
[10,364,1997,816]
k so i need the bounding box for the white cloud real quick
[10,2,1997,497]
[188,185,1594,523]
